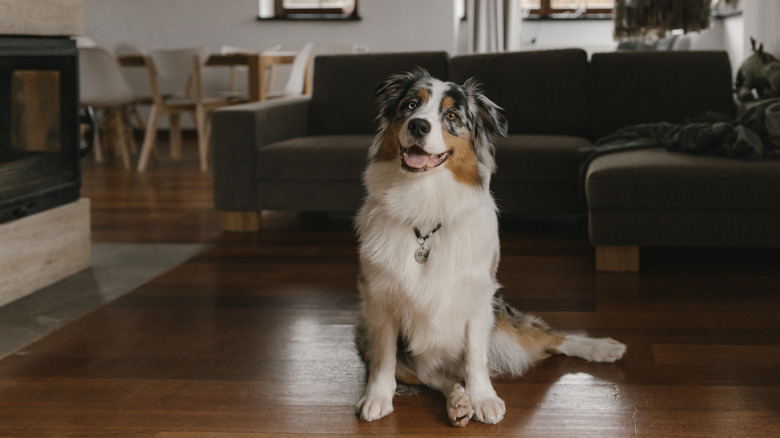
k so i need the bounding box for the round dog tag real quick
[414,246,430,264]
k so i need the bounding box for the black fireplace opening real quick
[0,36,80,224]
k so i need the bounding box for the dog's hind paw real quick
[589,337,627,362]
[472,396,505,424]
[557,335,627,363]
[356,395,393,422]
[447,384,473,427]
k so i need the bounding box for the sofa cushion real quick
[493,134,591,183]
[256,135,373,182]
[256,181,365,213]
[490,134,590,216]
[449,49,590,137]
[589,51,736,140]
[586,149,780,246]
[586,149,780,210]
[492,180,585,216]
[309,52,450,136]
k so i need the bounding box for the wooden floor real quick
[1,141,779,437]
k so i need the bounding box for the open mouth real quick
[400,145,451,172]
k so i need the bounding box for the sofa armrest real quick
[212,96,310,211]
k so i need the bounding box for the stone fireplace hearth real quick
[0,0,90,308]
[0,36,81,224]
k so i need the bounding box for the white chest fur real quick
[356,162,501,356]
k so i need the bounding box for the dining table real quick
[117,50,299,101]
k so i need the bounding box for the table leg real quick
[248,55,265,102]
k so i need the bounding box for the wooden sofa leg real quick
[595,245,639,272]
[221,211,260,232]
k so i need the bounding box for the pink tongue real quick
[404,148,430,169]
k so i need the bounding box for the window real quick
[268,0,359,19]
[521,0,613,18]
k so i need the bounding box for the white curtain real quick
[467,0,523,53]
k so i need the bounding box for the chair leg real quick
[128,105,145,154]
[92,111,104,163]
[195,106,209,172]
[126,122,140,157]
[169,113,182,160]
[113,108,131,170]
[205,111,215,165]
[137,105,159,172]
[267,65,277,92]
[130,105,146,131]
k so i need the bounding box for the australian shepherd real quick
[354,69,626,427]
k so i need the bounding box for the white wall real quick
[84,0,767,81]
[742,0,780,58]
[692,13,744,79]
[83,0,458,55]
[82,1,768,125]
[82,0,459,125]
[518,12,747,78]
[520,19,617,54]
[459,11,743,66]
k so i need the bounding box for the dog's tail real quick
[488,290,563,376]
[488,290,626,377]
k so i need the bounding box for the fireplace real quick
[0,36,80,224]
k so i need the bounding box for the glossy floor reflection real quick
[0,243,205,358]
[0,142,777,437]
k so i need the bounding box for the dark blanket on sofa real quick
[577,98,780,198]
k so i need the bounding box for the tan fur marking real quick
[543,332,569,356]
[442,96,455,110]
[395,367,424,386]
[376,121,402,162]
[444,131,481,186]
[494,318,566,361]
[418,88,430,104]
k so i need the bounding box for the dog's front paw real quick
[589,337,627,362]
[447,384,473,427]
[472,396,505,424]
[356,395,393,422]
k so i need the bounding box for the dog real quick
[354,69,626,427]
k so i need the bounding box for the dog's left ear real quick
[373,68,431,122]
[464,78,508,172]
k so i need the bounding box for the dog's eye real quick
[445,111,459,121]
[406,100,419,111]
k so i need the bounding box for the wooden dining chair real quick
[265,43,314,99]
[136,47,231,172]
[217,44,282,102]
[78,45,145,170]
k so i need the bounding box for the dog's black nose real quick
[408,118,431,138]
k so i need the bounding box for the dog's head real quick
[369,69,507,186]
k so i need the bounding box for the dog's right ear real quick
[372,68,430,120]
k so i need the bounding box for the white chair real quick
[137,47,232,172]
[672,34,693,51]
[266,43,314,99]
[74,36,98,48]
[218,44,282,100]
[78,45,144,170]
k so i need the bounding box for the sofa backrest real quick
[589,51,736,140]
[449,49,590,137]
[309,51,450,136]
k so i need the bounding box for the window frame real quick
[273,0,359,20]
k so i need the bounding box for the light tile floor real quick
[0,243,206,358]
